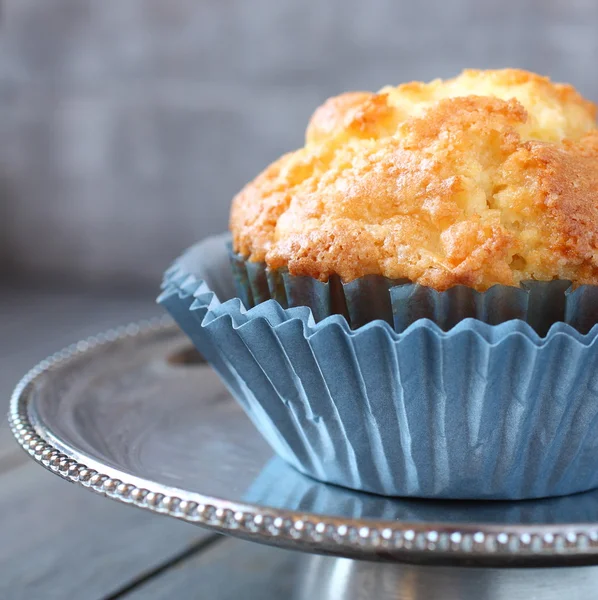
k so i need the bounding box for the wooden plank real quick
[0,460,217,600]
[0,288,162,461]
[0,289,160,367]
[0,287,232,600]
[122,537,300,600]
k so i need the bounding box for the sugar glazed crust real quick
[230,69,598,291]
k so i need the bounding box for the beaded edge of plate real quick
[7,317,598,561]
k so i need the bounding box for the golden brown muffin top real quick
[230,69,598,291]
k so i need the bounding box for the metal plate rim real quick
[8,317,598,565]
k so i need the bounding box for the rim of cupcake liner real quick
[160,260,598,349]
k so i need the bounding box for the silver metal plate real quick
[9,319,598,566]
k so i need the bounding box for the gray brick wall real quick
[2,0,598,287]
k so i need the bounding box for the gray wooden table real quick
[0,286,304,600]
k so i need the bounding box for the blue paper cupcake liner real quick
[230,246,598,336]
[159,234,598,500]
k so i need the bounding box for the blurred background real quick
[2,1,598,598]
[2,0,598,291]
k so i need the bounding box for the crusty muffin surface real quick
[230,69,598,290]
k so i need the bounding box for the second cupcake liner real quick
[159,234,598,500]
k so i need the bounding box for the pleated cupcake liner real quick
[159,234,598,500]
[230,246,598,336]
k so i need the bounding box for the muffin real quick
[229,69,598,333]
[160,69,598,499]
[232,69,598,290]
